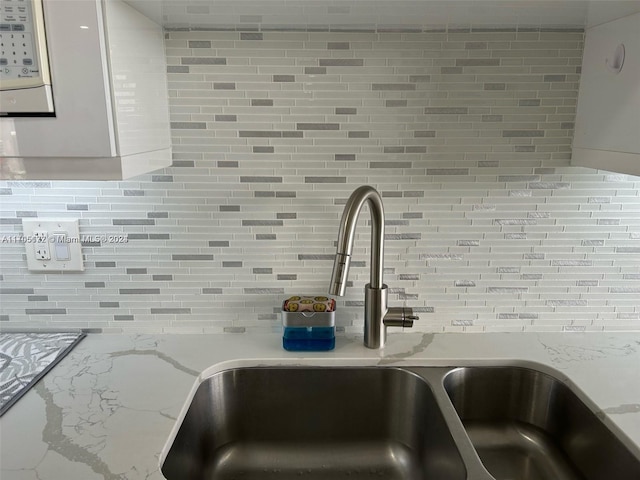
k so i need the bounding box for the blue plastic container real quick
[282,304,335,351]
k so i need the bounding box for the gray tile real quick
[528,182,570,189]
[242,220,283,226]
[240,176,283,183]
[409,75,430,82]
[203,288,223,294]
[253,146,274,153]
[188,40,212,48]
[85,282,105,288]
[456,59,500,66]
[277,274,297,280]
[414,130,436,137]
[335,154,356,161]
[482,115,503,122]
[617,247,640,253]
[348,131,369,138]
[152,175,173,182]
[99,302,119,308]
[251,99,273,106]
[383,146,405,153]
[297,254,334,261]
[95,261,116,267]
[502,130,544,137]
[66,204,88,211]
[171,122,206,130]
[273,75,295,82]
[256,234,277,240]
[215,115,237,122]
[16,211,37,217]
[546,300,588,306]
[386,233,421,240]
[457,240,480,246]
[181,57,226,65]
[220,205,240,212]
[120,288,161,294]
[305,67,326,74]
[224,327,246,333]
[214,82,236,89]
[328,42,350,49]
[168,66,189,75]
[25,308,66,314]
[239,131,281,137]
[304,177,346,183]
[441,67,463,74]
[114,315,134,321]
[113,219,155,225]
[127,268,147,274]
[484,83,506,90]
[494,219,537,225]
[252,268,272,274]
[386,100,407,107]
[319,59,364,66]
[336,108,357,115]
[244,288,285,294]
[425,107,468,114]
[0,288,35,294]
[519,99,541,106]
[297,123,339,130]
[223,261,243,267]
[209,241,230,247]
[551,260,592,266]
[152,275,173,281]
[240,32,263,40]
[372,83,416,91]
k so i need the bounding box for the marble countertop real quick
[1,332,639,479]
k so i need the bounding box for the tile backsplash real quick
[1,28,639,334]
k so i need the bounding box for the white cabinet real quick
[572,12,640,176]
[0,0,171,180]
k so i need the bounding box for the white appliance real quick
[0,0,54,115]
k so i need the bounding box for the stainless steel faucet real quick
[329,185,418,348]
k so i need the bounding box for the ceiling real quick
[125,0,640,31]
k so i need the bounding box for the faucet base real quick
[364,284,388,349]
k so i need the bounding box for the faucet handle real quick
[384,307,418,328]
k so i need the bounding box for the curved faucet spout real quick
[328,186,417,349]
[329,185,385,295]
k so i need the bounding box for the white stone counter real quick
[1,332,639,479]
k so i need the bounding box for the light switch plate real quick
[22,219,84,272]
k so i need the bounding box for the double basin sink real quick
[161,364,640,480]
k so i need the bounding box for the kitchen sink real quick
[161,367,466,480]
[161,364,640,480]
[443,366,640,480]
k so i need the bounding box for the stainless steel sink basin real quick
[443,366,640,480]
[161,367,466,480]
[161,364,640,480]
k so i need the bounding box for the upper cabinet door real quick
[0,0,171,181]
[572,12,640,176]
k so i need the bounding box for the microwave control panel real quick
[0,0,53,114]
